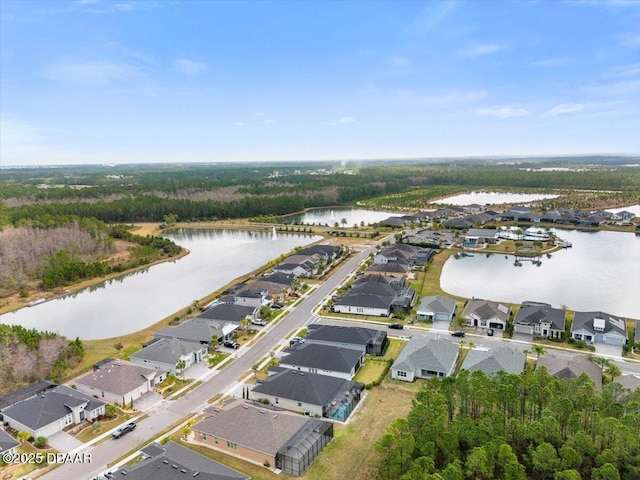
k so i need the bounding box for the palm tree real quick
[17,431,30,444]
[531,344,547,360]
[176,359,187,379]
[604,362,622,382]
[588,354,610,380]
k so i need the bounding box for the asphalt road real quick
[40,241,380,480]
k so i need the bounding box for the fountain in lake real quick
[272,226,277,240]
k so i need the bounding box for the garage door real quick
[604,336,625,346]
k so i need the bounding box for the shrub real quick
[34,436,48,448]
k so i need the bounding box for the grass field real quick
[353,361,389,385]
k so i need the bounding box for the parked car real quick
[487,329,494,336]
[271,303,284,309]
[252,319,266,326]
[112,422,136,439]
[451,331,465,338]
[388,323,404,330]
[224,340,239,349]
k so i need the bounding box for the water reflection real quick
[0,230,320,340]
[284,207,400,226]
[441,230,640,319]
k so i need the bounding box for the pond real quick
[0,229,321,340]
[440,230,640,319]
[431,191,559,206]
[283,207,400,226]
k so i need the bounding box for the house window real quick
[201,433,207,440]
[397,371,407,378]
[214,436,218,444]
[298,402,302,407]
[227,441,237,450]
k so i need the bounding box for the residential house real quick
[156,317,237,345]
[636,320,640,345]
[613,375,640,400]
[379,217,407,228]
[579,215,607,227]
[274,261,313,278]
[463,228,499,247]
[233,288,271,308]
[332,282,415,317]
[416,295,457,322]
[296,244,341,260]
[353,273,405,288]
[251,369,363,421]
[192,399,333,476]
[537,355,602,389]
[442,218,473,229]
[116,441,249,480]
[513,301,566,339]
[130,338,207,376]
[391,338,459,382]
[365,262,410,277]
[304,324,388,356]
[570,311,628,346]
[74,358,166,405]
[0,385,105,438]
[460,347,526,376]
[0,429,19,458]
[462,299,510,331]
[199,303,259,325]
[0,380,57,410]
[410,248,436,265]
[279,343,364,380]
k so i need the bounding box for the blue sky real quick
[1,0,639,166]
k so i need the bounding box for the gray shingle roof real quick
[366,262,409,274]
[122,441,248,480]
[463,299,510,322]
[262,272,295,286]
[130,338,203,365]
[194,399,310,456]
[75,359,162,396]
[461,347,525,375]
[537,355,602,389]
[392,337,459,375]
[514,301,566,331]
[280,343,362,374]
[156,318,224,343]
[199,304,257,322]
[0,429,19,453]
[0,385,105,431]
[571,311,627,337]
[418,295,457,316]
[252,370,361,407]
[305,324,381,347]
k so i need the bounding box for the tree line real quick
[375,368,640,480]
[0,325,85,395]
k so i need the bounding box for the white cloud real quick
[406,0,457,36]
[390,56,410,66]
[617,32,640,49]
[174,59,207,76]
[234,121,245,126]
[43,59,142,86]
[421,90,487,106]
[339,116,356,124]
[543,103,585,116]
[528,58,570,68]
[476,106,530,118]
[605,63,640,78]
[459,43,506,57]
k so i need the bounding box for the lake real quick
[284,207,400,226]
[0,229,321,340]
[431,191,559,206]
[440,230,640,319]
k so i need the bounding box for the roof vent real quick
[242,405,249,409]
[172,464,178,469]
[193,473,200,478]
[259,410,265,414]
[181,469,187,473]
[273,415,278,419]
[163,460,169,464]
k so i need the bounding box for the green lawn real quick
[161,375,193,398]
[354,361,389,385]
[381,338,406,361]
[75,408,134,443]
[208,352,230,368]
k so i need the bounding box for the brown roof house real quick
[74,358,166,406]
[192,399,333,476]
[462,299,510,331]
[536,355,602,389]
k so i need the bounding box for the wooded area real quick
[0,325,84,394]
[375,369,640,480]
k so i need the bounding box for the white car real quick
[252,319,266,326]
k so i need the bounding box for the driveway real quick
[431,320,452,333]
[47,430,84,453]
[595,342,623,359]
[134,391,163,412]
